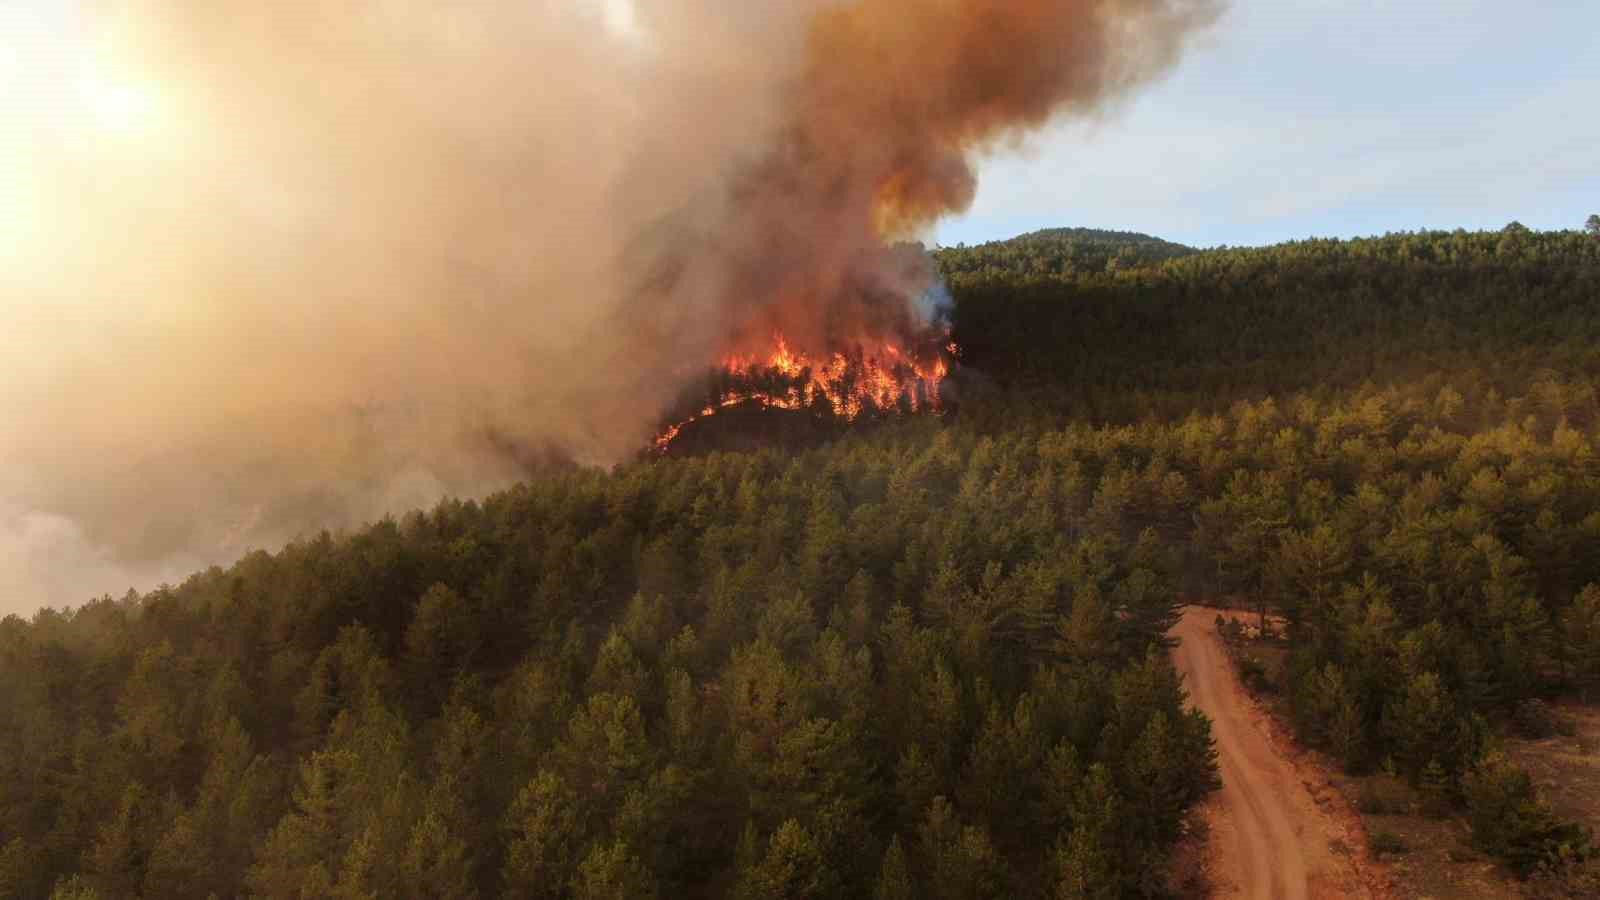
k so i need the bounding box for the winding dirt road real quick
[1171,608,1384,899]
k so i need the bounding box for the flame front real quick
[653,333,953,453]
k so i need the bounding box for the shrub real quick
[1215,616,1245,645]
[1236,656,1274,695]
[1369,830,1410,857]
[1354,779,1412,816]
[1511,700,1572,740]
[1462,753,1593,878]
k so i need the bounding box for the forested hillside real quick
[5,225,1600,898]
[942,227,1600,421]
[935,228,1197,280]
[0,429,1214,898]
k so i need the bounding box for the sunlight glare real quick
[602,0,640,39]
[76,62,164,139]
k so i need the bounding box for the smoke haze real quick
[0,0,1219,616]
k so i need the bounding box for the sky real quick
[8,1,1595,256]
[935,0,1600,248]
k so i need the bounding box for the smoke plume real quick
[0,0,1219,615]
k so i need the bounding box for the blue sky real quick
[936,0,1600,249]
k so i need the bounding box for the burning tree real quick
[653,332,955,454]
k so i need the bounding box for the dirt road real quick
[1171,608,1382,899]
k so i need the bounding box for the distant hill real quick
[945,227,1600,421]
[934,226,1198,279]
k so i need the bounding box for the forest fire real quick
[652,332,955,454]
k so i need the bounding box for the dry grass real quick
[1313,703,1600,899]
[1508,704,1600,829]
[1328,771,1518,900]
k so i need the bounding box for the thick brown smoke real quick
[630,0,1220,364]
[0,0,1218,614]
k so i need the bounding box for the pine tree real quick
[1112,545,1183,654]
[47,875,101,900]
[1058,587,1113,664]
[332,824,383,900]
[502,771,582,899]
[400,807,477,900]
[1462,753,1591,876]
[737,820,834,900]
[917,798,1011,900]
[873,837,914,900]
[1275,525,1351,637]
[1056,765,1125,899]
[1561,586,1600,702]
[1418,758,1452,817]
[1123,712,1193,846]
[959,697,1047,837]
[247,749,351,898]
[1302,663,1365,770]
[403,583,482,709]
[0,838,35,900]
[1036,740,1083,830]
[587,630,649,702]
[1328,693,1367,773]
[1052,825,1119,900]
[85,784,165,900]
[555,693,652,799]
[572,839,657,900]
[894,745,940,830]
[142,811,210,898]
[1382,672,1454,783]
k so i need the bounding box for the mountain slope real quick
[6,225,1600,897]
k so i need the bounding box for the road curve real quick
[1171,607,1376,900]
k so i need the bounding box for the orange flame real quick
[653,333,953,453]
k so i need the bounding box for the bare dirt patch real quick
[1171,607,1394,899]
